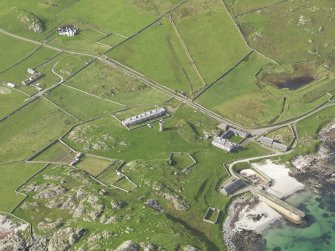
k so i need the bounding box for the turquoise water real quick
[262,189,335,251]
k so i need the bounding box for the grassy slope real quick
[76,156,113,177]
[0,87,27,118]
[237,0,335,70]
[1,47,58,95]
[197,52,333,127]
[64,61,170,106]
[33,141,75,164]
[0,33,38,71]
[197,52,282,127]
[0,98,76,162]
[0,162,44,212]
[224,0,283,16]
[172,0,250,83]
[108,17,203,95]
[46,85,122,120]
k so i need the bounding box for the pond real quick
[277,76,315,90]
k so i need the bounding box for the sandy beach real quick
[252,159,305,198]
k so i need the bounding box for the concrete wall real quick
[254,190,305,224]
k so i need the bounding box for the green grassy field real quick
[237,0,335,70]
[0,0,78,40]
[171,0,251,83]
[225,0,283,16]
[1,1,334,250]
[197,52,282,127]
[276,105,335,165]
[1,46,58,95]
[108,17,204,95]
[266,126,293,145]
[0,33,38,72]
[76,155,113,177]
[33,141,75,164]
[170,152,196,171]
[0,87,27,118]
[46,85,122,120]
[64,60,171,106]
[197,52,332,127]
[0,162,44,212]
[47,27,108,54]
[0,98,76,162]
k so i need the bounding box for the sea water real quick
[261,188,335,251]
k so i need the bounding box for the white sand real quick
[233,201,282,233]
[240,169,258,176]
[252,159,304,198]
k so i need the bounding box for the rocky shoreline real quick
[223,120,335,251]
[291,121,335,195]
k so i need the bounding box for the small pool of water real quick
[277,76,314,90]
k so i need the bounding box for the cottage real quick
[57,25,77,37]
[22,72,42,85]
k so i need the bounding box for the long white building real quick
[122,108,166,127]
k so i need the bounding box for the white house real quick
[57,25,77,37]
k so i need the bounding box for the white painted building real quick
[57,25,77,37]
[6,83,15,88]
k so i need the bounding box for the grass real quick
[171,0,251,83]
[290,105,335,158]
[196,52,282,127]
[47,28,108,54]
[266,126,293,145]
[46,85,122,120]
[225,0,283,16]
[99,34,126,47]
[76,156,114,177]
[0,33,38,72]
[0,47,58,95]
[97,163,123,185]
[0,86,27,118]
[56,0,157,36]
[113,176,136,191]
[33,141,75,164]
[107,17,204,95]
[64,60,171,106]
[0,98,76,162]
[197,52,333,127]
[169,152,196,171]
[0,162,44,212]
[0,0,79,40]
[237,0,335,70]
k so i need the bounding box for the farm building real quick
[57,25,77,36]
[257,136,288,152]
[229,127,249,138]
[22,71,42,85]
[212,136,238,152]
[220,178,245,195]
[122,108,166,127]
